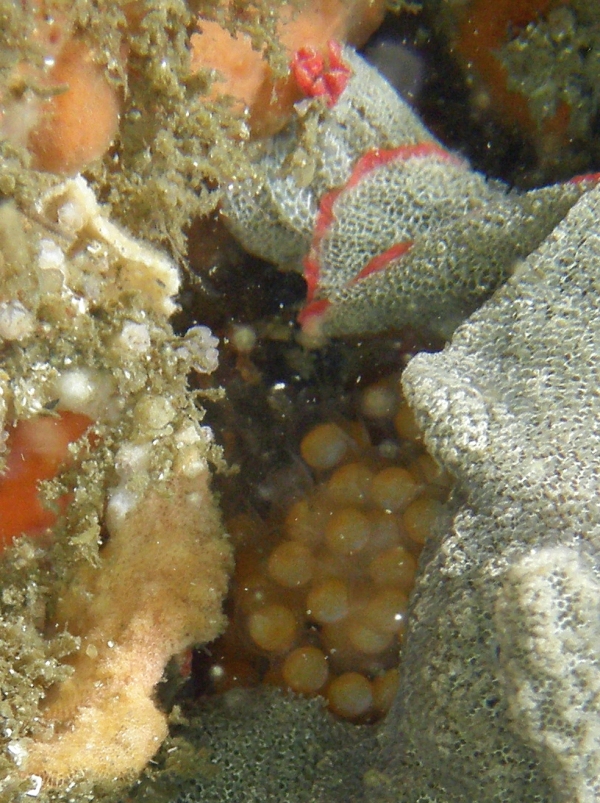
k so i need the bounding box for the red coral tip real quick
[291,40,351,108]
[346,143,462,193]
[569,172,600,185]
[303,256,321,303]
[292,47,325,96]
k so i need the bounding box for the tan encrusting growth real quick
[24,471,232,785]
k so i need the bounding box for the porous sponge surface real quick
[322,180,584,339]
[390,184,600,802]
[151,688,377,803]
[222,47,432,269]
[316,152,495,293]
[497,545,600,803]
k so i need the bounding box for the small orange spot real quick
[28,38,120,175]
[0,411,92,549]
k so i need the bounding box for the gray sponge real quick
[221,46,592,342]
[221,46,434,270]
[496,545,600,803]
[137,688,377,803]
[390,183,600,803]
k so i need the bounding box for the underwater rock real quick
[151,157,600,803]
[1,5,599,801]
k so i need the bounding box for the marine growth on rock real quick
[0,3,599,803]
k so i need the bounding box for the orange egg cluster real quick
[202,375,452,722]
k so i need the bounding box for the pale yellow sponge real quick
[21,469,232,787]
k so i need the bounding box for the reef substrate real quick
[1,2,600,803]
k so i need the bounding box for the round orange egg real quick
[306,577,349,624]
[325,506,371,554]
[372,668,400,714]
[247,603,298,653]
[393,403,422,443]
[370,466,419,513]
[285,498,325,546]
[360,381,398,420]
[327,461,374,505]
[326,672,373,719]
[267,541,314,588]
[403,496,447,545]
[368,545,418,590]
[360,587,408,635]
[300,422,349,470]
[345,617,394,655]
[282,645,329,694]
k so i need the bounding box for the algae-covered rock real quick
[126,142,600,803]
[0,178,231,801]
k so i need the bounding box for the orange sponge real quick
[27,38,121,175]
[0,411,92,548]
[191,0,386,137]
[454,0,570,151]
